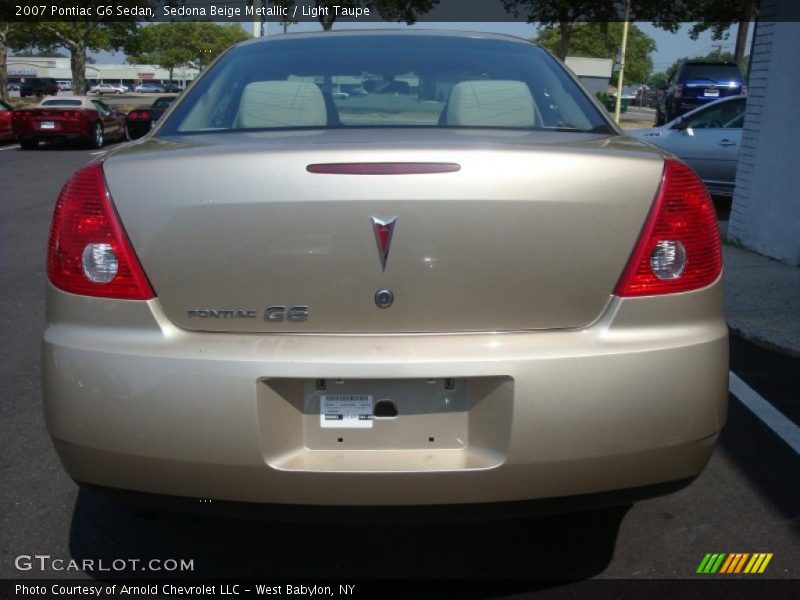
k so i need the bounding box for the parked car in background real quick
[162,83,183,93]
[135,83,166,93]
[657,60,746,125]
[8,83,21,92]
[13,96,128,149]
[57,80,73,92]
[90,83,128,95]
[43,31,727,513]
[126,96,176,139]
[0,99,14,143]
[630,95,746,198]
[20,78,59,98]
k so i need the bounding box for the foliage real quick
[649,0,757,65]
[537,22,656,84]
[309,0,439,31]
[127,22,247,78]
[503,0,619,59]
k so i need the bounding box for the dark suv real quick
[20,78,59,98]
[657,61,746,125]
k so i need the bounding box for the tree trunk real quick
[319,15,335,30]
[0,37,8,102]
[734,0,755,67]
[557,21,572,61]
[169,66,174,83]
[70,46,87,95]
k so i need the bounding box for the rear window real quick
[152,97,175,109]
[41,99,83,106]
[161,35,613,135]
[682,63,743,82]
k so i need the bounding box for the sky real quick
[92,20,752,75]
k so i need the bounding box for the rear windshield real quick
[41,99,82,106]
[160,35,613,135]
[152,97,175,109]
[682,64,743,82]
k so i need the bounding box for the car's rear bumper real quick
[43,280,728,507]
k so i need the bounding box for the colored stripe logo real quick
[696,553,773,574]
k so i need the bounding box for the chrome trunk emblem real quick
[371,217,396,272]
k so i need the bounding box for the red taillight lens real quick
[138,111,149,120]
[128,111,138,119]
[614,159,722,297]
[675,83,683,98]
[47,163,155,300]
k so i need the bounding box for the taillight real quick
[128,111,138,119]
[675,83,683,98]
[139,111,149,120]
[47,163,155,300]
[614,159,721,297]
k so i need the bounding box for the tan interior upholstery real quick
[445,80,536,127]
[237,80,327,128]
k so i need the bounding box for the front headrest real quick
[237,80,327,128]
[445,80,535,128]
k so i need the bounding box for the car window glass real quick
[685,99,746,129]
[42,99,83,106]
[92,100,108,113]
[164,36,612,134]
[681,64,743,82]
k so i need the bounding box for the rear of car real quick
[13,99,98,148]
[0,100,13,142]
[126,97,176,139]
[43,32,727,509]
[20,77,59,98]
[665,61,746,121]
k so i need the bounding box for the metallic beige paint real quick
[43,276,728,506]
[101,130,666,334]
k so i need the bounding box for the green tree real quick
[127,22,197,82]
[7,0,156,94]
[310,0,438,31]
[537,22,657,84]
[650,0,757,67]
[0,22,40,101]
[504,0,619,60]
[183,22,249,71]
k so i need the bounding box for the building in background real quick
[564,57,613,96]
[728,4,800,266]
[7,56,199,90]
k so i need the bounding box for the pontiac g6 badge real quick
[371,217,396,272]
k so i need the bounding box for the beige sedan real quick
[43,31,728,510]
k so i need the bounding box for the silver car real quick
[43,31,728,510]
[629,95,746,197]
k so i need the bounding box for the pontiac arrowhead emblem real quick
[371,217,396,272]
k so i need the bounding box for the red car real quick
[0,99,13,143]
[12,96,128,149]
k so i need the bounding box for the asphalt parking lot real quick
[0,140,798,591]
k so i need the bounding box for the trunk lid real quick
[103,129,665,334]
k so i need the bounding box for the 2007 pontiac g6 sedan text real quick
[43,31,728,510]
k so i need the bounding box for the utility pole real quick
[613,0,631,124]
[251,0,260,37]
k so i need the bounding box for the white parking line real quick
[0,145,20,151]
[729,371,800,454]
